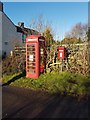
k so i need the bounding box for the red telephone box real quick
[58,46,66,59]
[26,35,46,79]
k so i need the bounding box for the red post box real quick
[58,46,66,59]
[26,35,46,79]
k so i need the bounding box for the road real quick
[2,86,89,119]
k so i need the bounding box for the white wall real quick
[0,11,2,57]
[2,12,22,56]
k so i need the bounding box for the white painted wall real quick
[1,12,22,56]
[0,11,2,57]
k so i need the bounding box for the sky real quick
[3,2,88,40]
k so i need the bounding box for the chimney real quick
[0,2,3,12]
[18,22,24,29]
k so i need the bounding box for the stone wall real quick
[12,42,90,75]
[48,42,90,75]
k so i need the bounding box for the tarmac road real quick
[2,86,89,119]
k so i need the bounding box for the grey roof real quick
[16,26,40,36]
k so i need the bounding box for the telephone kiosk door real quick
[26,36,39,79]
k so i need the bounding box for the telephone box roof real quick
[26,35,45,43]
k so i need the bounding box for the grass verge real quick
[2,71,90,99]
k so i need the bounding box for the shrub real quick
[2,54,25,76]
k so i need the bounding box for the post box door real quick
[59,50,64,58]
[26,44,36,74]
[58,47,65,59]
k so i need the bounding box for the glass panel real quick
[27,44,36,73]
[40,41,45,65]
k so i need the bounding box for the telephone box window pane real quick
[40,41,45,65]
[27,44,36,73]
[29,55,33,61]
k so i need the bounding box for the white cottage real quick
[0,2,22,57]
[0,2,39,58]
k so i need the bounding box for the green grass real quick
[2,71,90,98]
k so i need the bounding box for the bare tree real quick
[29,15,55,37]
[65,23,88,42]
[29,15,45,34]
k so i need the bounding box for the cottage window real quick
[4,42,8,45]
[22,34,26,43]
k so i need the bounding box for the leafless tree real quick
[65,22,88,42]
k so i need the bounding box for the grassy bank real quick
[2,71,90,99]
